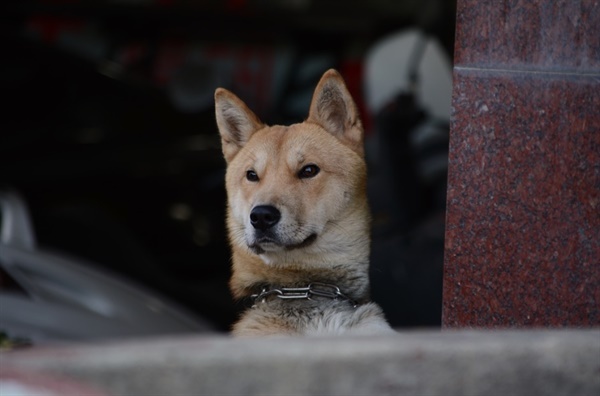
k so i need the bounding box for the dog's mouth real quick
[249,233,317,255]
[285,233,318,250]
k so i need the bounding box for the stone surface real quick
[2,330,600,396]
[453,0,600,72]
[443,0,600,328]
[444,70,600,327]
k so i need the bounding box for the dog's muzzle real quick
[248,205,280,254]
[247,205,317,254]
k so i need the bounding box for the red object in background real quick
[153,39,188,86]
[118,42,149,67]
[340,60,372,135]
[26,16,84,44]
[226,0,248,11]
[25,0,84,43]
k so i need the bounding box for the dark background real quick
[0,0,456,332]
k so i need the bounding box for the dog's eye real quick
[246,170,259,182]
[298,164,320,179]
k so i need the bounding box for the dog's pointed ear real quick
[307,69,364,156]
[215,88,264,163]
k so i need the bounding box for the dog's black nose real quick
[250,205,281,230]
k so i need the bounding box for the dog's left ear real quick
[307,69,364,156]
[215,88,264,163]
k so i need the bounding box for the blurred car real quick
[0,189,216,346]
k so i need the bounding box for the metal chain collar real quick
[251,282,357,307]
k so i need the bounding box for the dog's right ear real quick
[215,88,264,163]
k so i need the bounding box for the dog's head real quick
[215,69,368,268]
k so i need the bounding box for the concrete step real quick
[2,329,599,396]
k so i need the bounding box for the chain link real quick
[251,282,357,307]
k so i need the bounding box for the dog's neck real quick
[230,249,372,304]
[249,282,358,307]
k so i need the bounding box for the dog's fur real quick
[215,69,393,336]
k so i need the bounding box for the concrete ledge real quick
[2,329,599,396]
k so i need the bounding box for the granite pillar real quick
[443,0,600,327]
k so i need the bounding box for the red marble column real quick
[443,0,600,327]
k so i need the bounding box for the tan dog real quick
[215,69,393,336]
